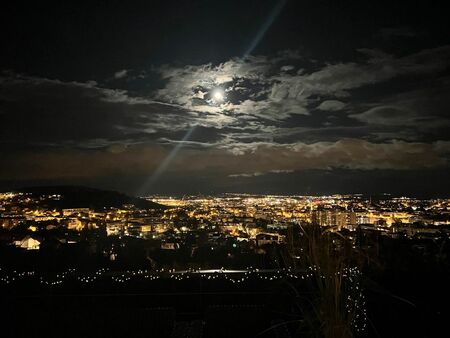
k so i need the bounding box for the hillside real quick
[15,186,165,210]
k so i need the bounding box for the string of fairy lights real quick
[0,265,366,332]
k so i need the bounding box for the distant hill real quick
[15,186,166,210]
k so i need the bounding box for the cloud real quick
[0,73,192,149]
[270,169,294,174]
[2,44,450,187]
[114,69,128,79]
[351,106,415,126]
[2,139,447,183]
[229,169,295,178]
[377,26,417,39]
[292,46,450,98]
[150,45,450,130]
[317,100,346,111]
[228,172,264,178]
[153,54,308,122]
[0,145,168,180]
[348,76,450,141]
[162,139,449,173]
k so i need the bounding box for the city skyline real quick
[1,1,449,196]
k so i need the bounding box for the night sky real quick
[1,0,449,196]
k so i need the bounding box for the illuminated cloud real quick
[317,100,346,111]
[1,43,450,193]
[114,69,128,79]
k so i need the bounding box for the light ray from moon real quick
[138,1,286,195]
[137,126,195,196]
[243,0,287,58]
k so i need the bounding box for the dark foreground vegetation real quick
[1,223,449,338]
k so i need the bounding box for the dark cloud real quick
[0,74,190,149]
[1,1,450,195]
[2,139,447,184]
[377,26,418,40]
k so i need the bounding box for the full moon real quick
[211,88,225,103]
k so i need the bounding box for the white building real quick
[14,236,40,250]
